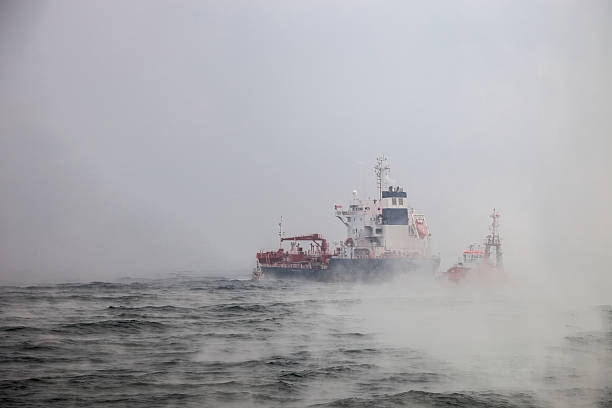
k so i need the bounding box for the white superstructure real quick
[334,157,432,259]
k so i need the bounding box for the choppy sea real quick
[1,275,610,407]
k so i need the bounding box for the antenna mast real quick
[278,216,284,249]
[374,156,390,201]
[485,208,502,266]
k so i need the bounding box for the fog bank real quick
[1,1,610,285]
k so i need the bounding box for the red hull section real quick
[438,263,505,284]
[256,233,332,270]
[442,265,471,283]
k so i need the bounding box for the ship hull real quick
[261,257,440,282]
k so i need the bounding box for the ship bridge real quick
[381,187,408,225]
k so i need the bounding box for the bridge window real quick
[392,198,397,205]
[399,198,403,205]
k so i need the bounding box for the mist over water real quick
[1,1,611,407]
[1,275,610,407]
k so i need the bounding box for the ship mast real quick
[374,155,390,201]
[484,208,502,267]
[278,216,284,249]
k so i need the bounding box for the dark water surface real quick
[1,276,610,407]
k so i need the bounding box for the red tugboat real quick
[440,209,504,283]
[254,157,440,282]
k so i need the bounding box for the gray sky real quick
[1,1,611,284]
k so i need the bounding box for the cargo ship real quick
[439,209,504,283]
[254,157,440,282]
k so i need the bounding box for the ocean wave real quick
[58,319,167,334]
[312,390,540,408]
[1,276,610,407]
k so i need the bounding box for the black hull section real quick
[261,257,440,282]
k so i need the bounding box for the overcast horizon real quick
[1,1,611,287]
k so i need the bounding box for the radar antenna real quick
[374,156,390,201]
